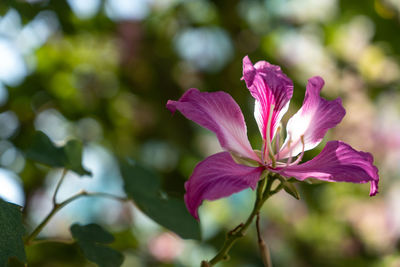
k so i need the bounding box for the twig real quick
[25,190,129,245]
[52,169,68,205]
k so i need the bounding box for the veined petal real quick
[279,76,345,159]
[184,152,264,219]
[273,141,379,196]
[167,88,259,161]
[242,56,293,142]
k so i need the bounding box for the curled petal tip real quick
[367,154,379,197]
[242,55,256,87]
[184,191,200,220]
[166,100,177,113]
[369,185,378,196]
[308,76,325,92]
[309,75,324,84]
[243,55,252,65]
[369,176,379,196]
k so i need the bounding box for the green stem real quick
[52,169,68,205]
[25,190,129,245]
[25,191,82,245]
[207,173,283,266]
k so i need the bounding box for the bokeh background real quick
[1,0,400,266]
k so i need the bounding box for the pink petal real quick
[167,88,259,161]
[242,56,293,142]
[273,141,379,196]
[279,76,345,159]
[185,152,264,219]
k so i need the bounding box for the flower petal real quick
[167,88,259,161]
[273,141,379,196]
[242,56,293,142]
[184,152,264,219]
[279,76,346,159]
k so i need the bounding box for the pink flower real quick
[167,56,379,220]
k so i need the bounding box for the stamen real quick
[261,140,265,164]
[290,135,305,166]
[275,124,281,161]
[275,135,305,175]
[285,136,293,167]
[266,104,276,167]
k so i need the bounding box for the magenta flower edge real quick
[167,55,379,220]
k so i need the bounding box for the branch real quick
[52,169,68,205]
[25,190,129,245]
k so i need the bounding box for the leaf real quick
[63,140,90,176]
[26,131,91,176]
[25,131,65,167]
[283,181,300,200]
[0,199,26,266]
[121,161,201,240]
[70,223,124,267]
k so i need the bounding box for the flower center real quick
[261,120,305,170]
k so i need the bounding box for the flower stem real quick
[256,213,272,267]
[206,173,282,266]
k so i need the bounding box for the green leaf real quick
[70,223,124,267]
[63,140,90,176]
[121,161,201,240]
[283,181,300,200]
[25,131,65,167]
[0,199,26,266]
[26,131,91,176]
